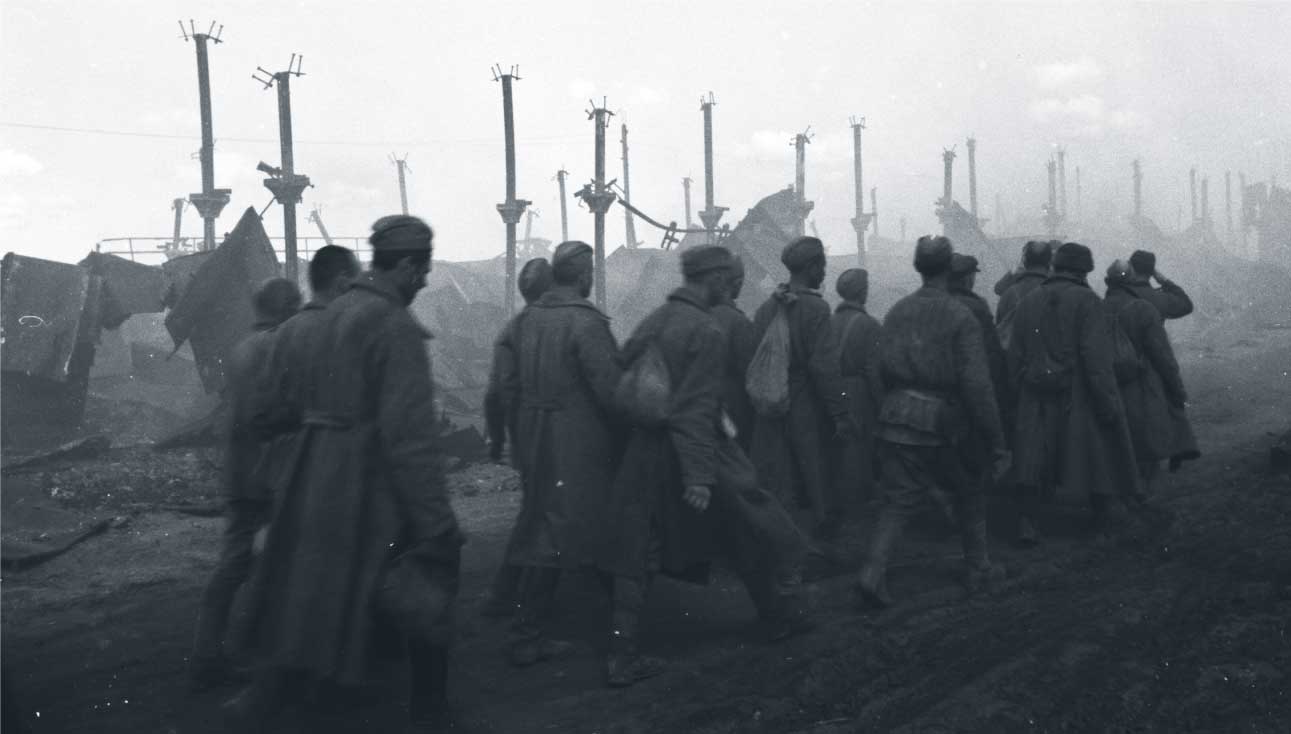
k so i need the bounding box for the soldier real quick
[231,216,461,732]
[856,236,1007,608]
[995,241,1054,350]
[710,255,758,451]
[1103,260,1199,494]
[504,241,623,669]
[1128,250,1194,321]
[481,257,554,617]
[604,245,812,688]
[189,277,301,691]
[1009,242,1140,543]
[949,254,1008,422]
[750,236,853,548]
[829,268,883,509]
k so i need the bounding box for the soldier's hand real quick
[684,485,712,512]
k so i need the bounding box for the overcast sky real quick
[2,0,1289,264]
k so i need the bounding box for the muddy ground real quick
[3,326,1290,734]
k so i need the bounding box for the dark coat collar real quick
[668,287,711,312]
[1045,272,1090,288]
[351,272,406,305]
[835,300,868,315]
[537,287,609,319]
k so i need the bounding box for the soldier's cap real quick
[913,235,954,274]
[518,258,554,302]
[1023,239,1054,267]
[370,214,433,251]
[681,245,735,278]
[1105,259,1134,285]
[780,236,826,272]
[950,253,980,275]
[835,268,869,301]
[1052,241,1095,274]
[253,277,302,322]
[1129,249,1156,276]
[551,240,594,269]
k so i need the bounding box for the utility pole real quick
[1189,167,1198,224]
[1075,166,1082,224]
[1225,170,1233,242]
[620,123,638,249]
[522,209,539,258]
[1201,176,1211,231]
[1132,159,1143,222]
[391,154,411,215]
[1044,158,1061,237]
[966,136,979,221]
[492,64,530,317]
[555,167,569,243]
[308,207,335,247]
[994,192,1004,236]
[871,187,879,239]
[849,117,873,266]
[682,176,694,229]
[170,198,187,254]
[254,54,311,283]
[180,20,231,252]
[579,98,617,311]
[1056,147,1068,217]
[792,127,815,237]
[698,93,727,244]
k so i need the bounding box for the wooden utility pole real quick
[254,54,310,283]
[849,116,873,266]
[582,99,617,310]
[792,127,814,237]
[1189,167,1198,224]
[871,187,879,239]
[1133,159,1143,221]
[966,137,979,221]
[1056,147,1067,217]
[493,64,530,316]
[391,155,410,215]
[180,21,230,252]
[698,93,727,244]
[1044,158,1061,236]
[555,167,569,243]
[621,123,638,248]
[682,176,694,229]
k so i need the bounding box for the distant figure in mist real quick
[189,277,301,691]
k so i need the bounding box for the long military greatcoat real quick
[240,276,460,685]
[1104,285,1199,463]
[1009,274,1139,498]
[830,302,883,500]
[223,322,281,503]
[749,285,849,522]
[604,287,727,581]
[503,287,623,570]
[484,308,531,464]
[711,299,757,450]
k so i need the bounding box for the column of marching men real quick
[187,213,1200,731]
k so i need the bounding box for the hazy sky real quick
[2,0,1289,264]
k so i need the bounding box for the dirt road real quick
[3,328,1289,733]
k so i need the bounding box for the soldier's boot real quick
[758,566,816,643]
[408,641,452,732]
[606,575,666,688]
[506,568,570,667]
[480,564,524,619]
[959,494,1003,595]
[856,510,904,609]
[1014,484,1042,548]
[221,670,293,733]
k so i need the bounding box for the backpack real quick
[1109,304,1143,384]
[1020,289,1075,393]
[746,304,792,417]
[615,341,672,427]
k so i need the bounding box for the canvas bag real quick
[746,304,792,417]
[615,341,672,427]
[1108,303,1143,384]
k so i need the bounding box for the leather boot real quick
[856,510,903,609]
[605,575,666,688]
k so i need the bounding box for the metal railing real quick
[94,236,377,265]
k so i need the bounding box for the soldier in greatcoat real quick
[481,258,553,617]
[231,217,461,732]
[1103,260,1199,493]
[504,242,623,668]
[750,237,853,548]
[829,268,883,509]
[189,277,301,691]
[1008,242,1141,544]
[855,237,1007,608]
[604,245,812,688]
